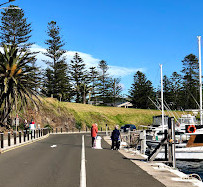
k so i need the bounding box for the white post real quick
[160,64,164,133]
[198,36,202,125]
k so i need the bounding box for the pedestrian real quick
[29,119,36,134]
[111,125,121,150]
[24,119,29,133]
[91,123,98,148]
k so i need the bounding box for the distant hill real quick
[3,97,185,131]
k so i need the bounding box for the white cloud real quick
[30,44,144,77]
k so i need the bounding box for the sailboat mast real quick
[198,36,202,125]
[160,64,164,133]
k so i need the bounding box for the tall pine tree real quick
[0,5,32,49]
[129,71,154,109]
[43,21,72,101]
[109,77,122,106]
[69,53,87,103]
[181,54,199,109]
[88,66,99,103]
[97,60,111,104]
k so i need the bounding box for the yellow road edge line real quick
[0,134,50,154]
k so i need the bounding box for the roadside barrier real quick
[0,128,49,149]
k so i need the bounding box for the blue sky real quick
[9,0,203,94]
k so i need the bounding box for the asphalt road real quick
[0,133,165,187]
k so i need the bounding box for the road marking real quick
[80,135,86,187]
[50,145,57,148]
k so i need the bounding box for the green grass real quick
[38,98,186,130]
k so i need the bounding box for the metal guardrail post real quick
[34,130,36,139]
[39,129,40,137]
[56,128,57,133]
[86,127,87,132]
[23,130,26,142]
[1,133,3,148]
[61,128,62,133]
[19,131,21,143]
[31,131,33,140]
[52,128,53,133]
[41,129,42,136]
[8,132,10,146]
[27,131,29,141]
[14,132,16,145]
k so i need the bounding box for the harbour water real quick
[176,160,203,180]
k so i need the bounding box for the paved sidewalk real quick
[104,136,203,187]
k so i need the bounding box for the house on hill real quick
[116,102,133,108]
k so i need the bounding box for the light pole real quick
[0,0,15,7]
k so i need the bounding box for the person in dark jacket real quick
[111,125,120,150]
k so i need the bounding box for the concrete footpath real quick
[104,136,203,187]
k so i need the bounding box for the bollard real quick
[140,130,146,154]
[8,132,11,146]
[39,129,41,137]
[56,128,58,134]
[52,128,53,134]
[101,127,102,131]
[79,128,81,132]
[86,127,87,132]
[61,128,62,133]
[49,129,50,134]
[41,129,42,136]
[27,131,29,141]
[31,131,33,140]
[23,130,26,142]
[19,131,21,143]
[36,130,38,138]
[1,133,3,148]
[14,132,16,145]
[34,130,36,139]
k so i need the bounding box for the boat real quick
[155,129,203,160]
[147,37,203,160]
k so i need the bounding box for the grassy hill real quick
[29,98,185,130]
[2,97,186,132]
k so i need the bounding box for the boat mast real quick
[198,36,202,125]
[160,64,164,133]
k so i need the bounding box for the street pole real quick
[160,64,164,134]
[198,36,203,125]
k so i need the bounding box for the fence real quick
[0,126,105,150]
[120,130,142,148]
[0,128,49,149]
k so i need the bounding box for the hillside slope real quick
[5,98,185,131]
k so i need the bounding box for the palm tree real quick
[0,44,41,127]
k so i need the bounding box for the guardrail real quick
[0,126,105,150]
[0,128,49,149]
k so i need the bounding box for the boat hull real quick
[156,146,203,160]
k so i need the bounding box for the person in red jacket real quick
[91,123,98,148]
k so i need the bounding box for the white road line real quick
[80,135,86,187]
